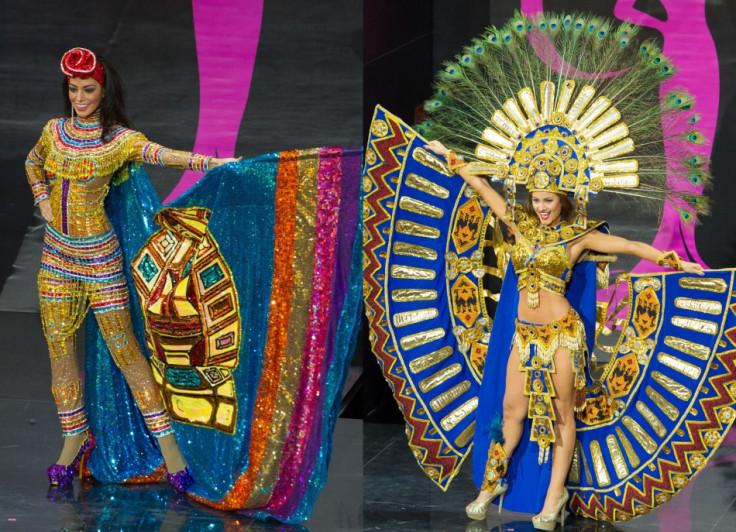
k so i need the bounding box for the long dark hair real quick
[524,191,574,222]
[62,54,132,142]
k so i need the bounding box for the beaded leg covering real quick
[481,442,509,493]
[95,308,165,413]
[58,406,88,437]
[143,409,174,438]
[48,407,94,486]
[40,272,86,414]
[514,308,587,464]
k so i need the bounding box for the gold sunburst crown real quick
[467,79,640,227]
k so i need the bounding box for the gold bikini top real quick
[509,206,603,308]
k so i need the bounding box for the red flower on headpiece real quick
[60,47,105,87]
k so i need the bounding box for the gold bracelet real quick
[655,250,682,270]
[445,150,467,172]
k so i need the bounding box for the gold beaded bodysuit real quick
[25,111,212,439]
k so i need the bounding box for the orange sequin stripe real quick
[191,150,300,510]
[123,463,166,484]
[246,150,319,506]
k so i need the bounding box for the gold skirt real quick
[513,307,587,463]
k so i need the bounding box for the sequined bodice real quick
[508,205,602,306]
[511,239,571,283]
[35,113,145,237]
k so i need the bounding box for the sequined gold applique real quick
[395,220,440,239]
[590,440,611,486]
[430,381,471,412]
[400,328,446,350]
[392,308,439,327]
[409,346,453,373]
[399,196,444,218]
[664,336,710,360]
[405,173,450,198]
[393,241,438,260]
[440,397,478,431]
[132,207,241,434]
[391,265,436,280]
[392,289,438,303]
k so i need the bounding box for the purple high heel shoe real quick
[166,466,194,493]
[47,432,95,487]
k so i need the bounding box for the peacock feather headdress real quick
[418,11,710,227]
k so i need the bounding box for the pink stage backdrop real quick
[165,0,264,203]
[521,0,719,270]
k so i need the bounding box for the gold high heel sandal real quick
[465,442,509,521]
[465,481,508,520]
[532,489,569,531]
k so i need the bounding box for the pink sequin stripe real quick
[266,147,342,513]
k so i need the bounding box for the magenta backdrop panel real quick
[521,0,719,270]
[165,0,264,203]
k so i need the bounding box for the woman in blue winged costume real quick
[363,10,736,530]
[425,139,701,528]
[25,47,238,492]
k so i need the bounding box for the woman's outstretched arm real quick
[131,138,240,172]
[578,230,704,275]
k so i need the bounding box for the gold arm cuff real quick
[655,250,682,270]
[445,150,467,172]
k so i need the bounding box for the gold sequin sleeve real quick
[128,135,212,173]
[25,121,52,205]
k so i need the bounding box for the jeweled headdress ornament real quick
[60,47,105,87]
[419,11,709,227]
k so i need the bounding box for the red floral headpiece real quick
[60,47,105,87]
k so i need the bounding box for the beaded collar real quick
[511,205,600,248]
[67,110,101,132]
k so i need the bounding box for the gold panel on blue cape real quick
[132,207,241,434]
[605,353,639,398]
[633,286,660,338]
[570,269,736,522]
[362,107,494,490]
[451,275,481,328]
[452,198,483,254]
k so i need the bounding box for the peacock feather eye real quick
[423,100,442,112]
[678,208,694,224]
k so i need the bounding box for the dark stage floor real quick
[0,312,361,532]
[364,423,736,532]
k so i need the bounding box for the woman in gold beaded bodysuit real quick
[426,140,705,530]
[25,47,239,491]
